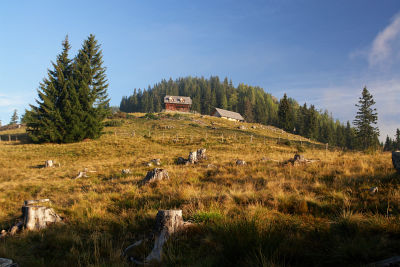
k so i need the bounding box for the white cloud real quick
[369,12,400,67]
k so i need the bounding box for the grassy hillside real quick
[0,112,399,266]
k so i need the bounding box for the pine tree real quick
[26,36,72,143]
[9,109,18,125]
[395,128,400,150]
[353,87,379,150]
[278,93,293,132]
[74,34,110,139]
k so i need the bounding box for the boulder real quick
[392,151,400,173]
[142,168,169,184]
[177,157,188,165]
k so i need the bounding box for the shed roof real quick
[164,95,192,105]
[213,108,244,121]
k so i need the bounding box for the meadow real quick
[0,112,399,266]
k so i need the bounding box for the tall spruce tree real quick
[74,34,110,139]
[278,93,293,132]
[26,37,73,143]
[353,87,379,150]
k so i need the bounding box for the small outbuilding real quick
[164,96,192,112]
[211,108,245,122]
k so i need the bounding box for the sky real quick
[0,0,399,141]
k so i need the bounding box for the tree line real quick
[24,35,109,143]
[119,76,380,150]
[384,129,400,151]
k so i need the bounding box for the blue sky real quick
[1,0,399,140]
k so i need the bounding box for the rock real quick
[0,230,6,238]
[22,200,62,231]
[207,164,217,168]
[122,169,131,175]
[44,160,53,168]
[392,151,400,173]
[9,225,19,236]
[188,151,197,164]
[238,125,246,130]
[236,160,246,166]
[251,125,257,129]
[151,159,161,166]
[369,187,378,195]
[0,258,17,267]
[196,148,207,160]
[142,168,169,184]
[293,154,305,162]
[124,210,185,264]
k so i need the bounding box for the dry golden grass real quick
[0,112,399,266]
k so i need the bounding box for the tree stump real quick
[0,258,18,267]
[196,148,207,160]
[125,210,184,264]
[188,151,197,164]
[22,200,62,230]
[236,160,246,166]
[142,168,169,184]
[392,151,400,173]
[45,160,53,168]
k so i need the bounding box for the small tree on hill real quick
[9,109,18,125]
[278,93,293,132]
[353,87,379,150]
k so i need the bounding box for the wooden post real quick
[9,135,11,142]
[221,134,224,142]
[250,135,253,143]
[325,143,328,155]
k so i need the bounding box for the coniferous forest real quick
[120,76,358,149]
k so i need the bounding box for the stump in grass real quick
[125,210,184,264]
[22,199,62,231]
[45,160,53,168]
[0,258,18,267]
[142,168,169,184]
[392,151,400,173]
[188,151,197,164]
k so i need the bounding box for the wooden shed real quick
[164,96,192,112]
[211,108,245,122]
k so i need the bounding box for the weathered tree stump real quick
[45,160,53,168]
[0,258,18,267]
[142,168,169,184]
[196,148,207,160]
[188,151,197,164]
[125,210,184,264]
[22,199,62,230]
[392,151,400,173]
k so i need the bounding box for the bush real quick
[144,113,159,120]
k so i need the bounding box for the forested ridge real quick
[120,76,357,149]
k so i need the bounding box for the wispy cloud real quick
[369,12,400,67]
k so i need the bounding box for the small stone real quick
[151,159,161,166]
[45,160,53,168]
[177,157,188,165]
[236,160,246,166]
[369,187,378,195]
[122,169,131,175]
[207,164,217,168]
[9,226,19,236]
[0,258,15,267]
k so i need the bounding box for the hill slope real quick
[0,112,398,266]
